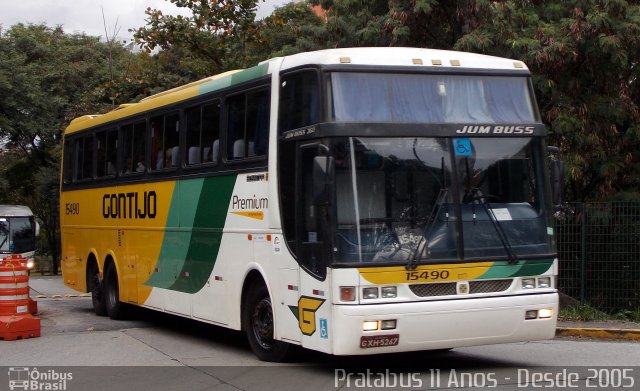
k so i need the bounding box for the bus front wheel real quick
[243,283,291,362]
[104,265,125,320]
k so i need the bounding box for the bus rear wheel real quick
[91,272,107,316]
[104,264,125,320]
[243,284,291,362]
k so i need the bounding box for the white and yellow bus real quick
[61,47,559,361]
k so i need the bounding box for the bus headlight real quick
[522,278,535,289]
[537,277,551,288]
[26,261,35,269]
[381,319,397,330]
[381,286,397,298]
[362,287,379,299]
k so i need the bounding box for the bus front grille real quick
[409,279,513,297]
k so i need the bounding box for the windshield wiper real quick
[469,188,518,264]
[406,188,448,270]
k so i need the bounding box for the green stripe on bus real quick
[230,63,269,85]
[199,63,269,96]
[478,259,554,279]
[144,175,236,292]
[170,175,236,293]
[144,180,203,289]
[199,78,233,95]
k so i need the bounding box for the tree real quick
[133,0,266,77]
[450,1,640,201]
[0,24,124,273]
[305,0,390,48]
[248,2,324,61]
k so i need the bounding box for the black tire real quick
[243,283,291,362]
[91,272,107,316]
[104,264,125,320]
[429,348,453,353]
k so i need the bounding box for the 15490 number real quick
[65,203,80,215]
[405,270,450,281]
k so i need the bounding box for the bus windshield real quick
[331,137,553,264]
[330,72,536,123]
[0,217,35,254]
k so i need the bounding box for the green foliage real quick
[249,2,324,60]
[307,0,390,48]
[560,303,610,321]
[133,0,266,75]
[450,1,640,201]
[561,303,640,322]
[0,24,132,273]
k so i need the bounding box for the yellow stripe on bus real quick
[358,262,494,284]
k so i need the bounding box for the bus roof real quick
[0,205,33,217]
[64,47,529,135]
[277,47,528,72]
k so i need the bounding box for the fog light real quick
[525,310,538,320]
[381,319,397,330]
[522,278,535,289]
[363,320,379,331]
[340,286,356,302]
[538,308,554,319]
[381,286,397,298]
[537,277,551,288]
[363,287,379,299]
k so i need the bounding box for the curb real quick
[556,327,640,341]
[33,293,91,299]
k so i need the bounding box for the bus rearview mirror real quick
[550,159,565,207]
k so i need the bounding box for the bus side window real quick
[279,70,319,132]
[226,89,269,160]
[73,134,93,181]
[151,113,179,170]
[186,101,220,166]
[185,106,201,165]
[247,89,269,157]
[96,128,117,178]
[227,94,245,160]
[202,102,220,164]
[121,121,147,174]
[63,139,73,184]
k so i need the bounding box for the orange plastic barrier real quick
[0,255,40,341]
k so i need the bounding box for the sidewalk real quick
[556,319,640,341]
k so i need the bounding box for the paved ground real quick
[0,276,638,390]
[25,275,640,340]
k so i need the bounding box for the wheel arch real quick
[103,253,117,276]
[85,251,99,294]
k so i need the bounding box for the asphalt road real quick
[1,276,639,391]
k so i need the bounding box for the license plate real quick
[360,334,400,349]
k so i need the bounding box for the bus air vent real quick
[409,279,513,297]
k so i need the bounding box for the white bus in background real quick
[0,205,38,270]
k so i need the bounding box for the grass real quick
[560,304,640,322]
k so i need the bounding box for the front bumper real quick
[331,293,558,355]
